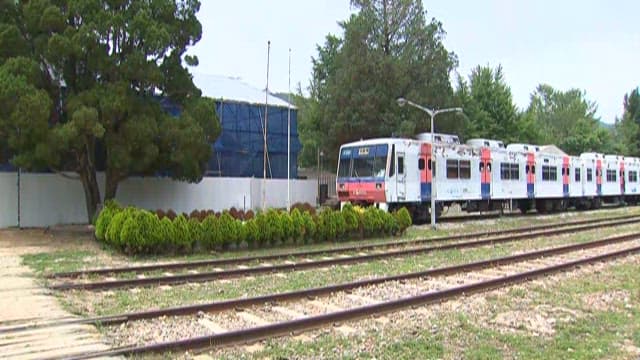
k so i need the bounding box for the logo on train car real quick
[358,147,370,156]
[341,148,352,157]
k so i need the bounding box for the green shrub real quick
[217,212,236,249]
[341,203,360,237]
[254,212,268,247]
[265,209,284,246]
[95,200,122,241]
[120,209,159,254]
[394,207,412,235]
[290,208,305,244]
[317,208,338,242]
[200,215,219,250]
[301,210,316,244]
[158,216,176,251]
[172,215,192,253]
[280,211,294,244]
[243,219,259,248]
[381,210,399,235]
[362,207,386,237]
[105,207,135,248]
[189,218,204,249]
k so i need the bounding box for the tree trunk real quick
[79,167,101,224]
[104,170,120,202]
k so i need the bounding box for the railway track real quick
[48,215,640,291]
[32,232,640,359]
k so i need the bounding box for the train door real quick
[396,152,406,199]
[526,152,535,198]
[596,159,602,196]
[562,156,570,198]
[620,160,625,196]
[480,148,491,199]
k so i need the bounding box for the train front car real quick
[336,138,425,213]
[336,140,392,210]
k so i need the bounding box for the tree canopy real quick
[0,0,220,221]
[614,88,640,156]
[297,0,459,164]
[525,84,612,154]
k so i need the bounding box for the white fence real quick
[0,172,317,228]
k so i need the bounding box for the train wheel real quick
[518,200,531,214]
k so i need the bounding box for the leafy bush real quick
[120,210,160,254]
[172,215,193,253]
[290,208,305,244]
[394,207,412,234]
[200,215,219,250]
[317,208,338,242]
[105,207,136,247]
[158,216,175,251]
[265,209,284,246]
[280,211,294,244]
[217,212,236,249]
[301,210,316,244]
[95,200,122,241]
[362,207,386,237]
[243,219,259,248]
[341,203,360,237]
[381,210,399,235]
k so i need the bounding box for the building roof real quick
[192,73,295,109]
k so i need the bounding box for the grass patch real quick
[22,250,98,275]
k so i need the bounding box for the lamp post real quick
[396,97,463,229]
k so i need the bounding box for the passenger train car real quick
[336,133,639,222]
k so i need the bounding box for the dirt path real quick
[0,228,118,359]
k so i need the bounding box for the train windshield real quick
[338,144,388,179]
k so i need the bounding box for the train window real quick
[487,162,492,172]
[398,156,405,175]
[606,169,616,182]
[500,163,510,180]
[447,159,459,179]
[510,164,519,180]
[566,168,570,177]
[479,162,484,172]
[419,158,425,170]
[561,167,565,176]
[432,160,436,177]
[542,166,557,181]
[629,171,638,182]
[460,160,471,179]
[587,168,593,182]
[575,168,581,182]
[428,159,432,170]
[532,165,535,175]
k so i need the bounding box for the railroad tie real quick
[236,310,270,326]
[197,318,227,334]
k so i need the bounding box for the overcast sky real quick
[189,0,639,124]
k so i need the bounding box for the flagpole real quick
[263,40,271,211]
[287,48,292,212]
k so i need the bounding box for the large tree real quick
[0,0,220,221]
[614,87,640,156]
[454,65,535,143]
[299,0,458,163]
[525,84,612,154]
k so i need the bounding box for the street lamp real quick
[397,97,463,229]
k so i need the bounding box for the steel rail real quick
[48,214,639,279]
[7,231,638,335]
[50,243,640,360]
[49,217,640,291]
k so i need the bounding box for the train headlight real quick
[376,183,382,189]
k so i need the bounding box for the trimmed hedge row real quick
[95,201,412,255]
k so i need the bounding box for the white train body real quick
[337,134,639,218]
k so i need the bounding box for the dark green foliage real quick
[290,208,305,244]
[94,201,122,241]
[0,1,220,221]
[104,207,135,247]
[265,209,285,246]
[172,215,192,253]
[614,87,640,156]
[341,203,361,237]
[120,210,159,255]
[200,215,220,250]
[301,210,317,244]
[158,217,176,250]
[280,211,294,244]
[317,208,338,242]
[362,207,383,237]
[299,0,458,164]
[254,212,269,248]
[381,211,399,235]
[243,219,260,249]
[217,212,236,249]
[394,207,413,234]
[188,218,204,250]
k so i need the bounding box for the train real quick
[336,133,640,222]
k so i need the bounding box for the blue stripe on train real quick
[597,184,602,196]
[527,183,535,198]
[481,182,490,200]
[420,182,432,201]
[563,184,569,197]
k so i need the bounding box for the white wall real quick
[0,172,318,228]
[0,173,18,228]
